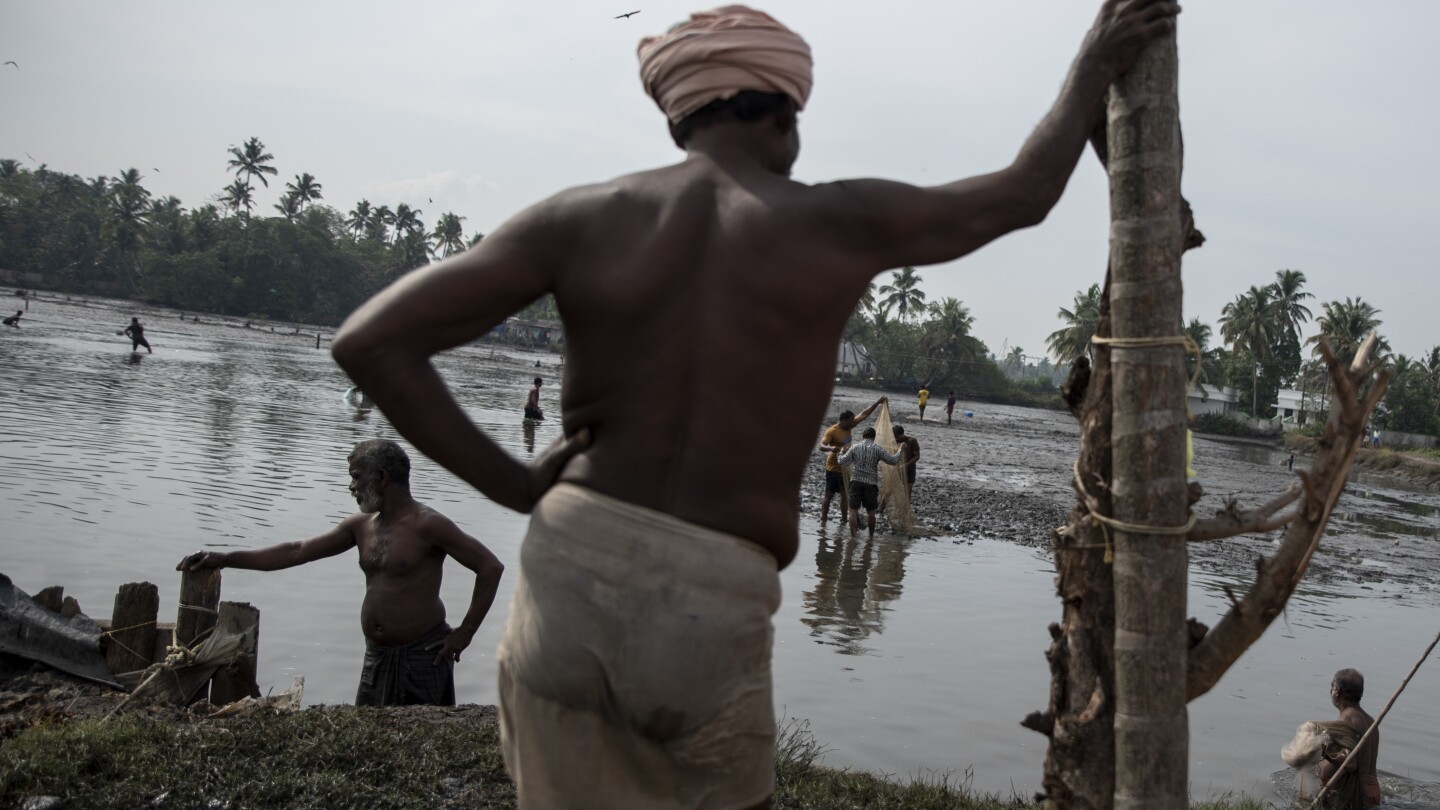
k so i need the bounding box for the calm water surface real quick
[3,295,1437,803]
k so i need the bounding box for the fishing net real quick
[872,401,915,531]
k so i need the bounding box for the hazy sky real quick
[4,1,1436,361]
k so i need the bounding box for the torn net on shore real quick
[872,402,914,531]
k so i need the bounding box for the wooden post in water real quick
[33,586,64,614]
[176,568,222,647]
[210,601,261,704]
[177,568,221,703]
[108,582,159,676]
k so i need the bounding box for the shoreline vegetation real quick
[0,703,1266,809]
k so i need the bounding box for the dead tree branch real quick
[1186,334,1389,702]
[1186,484,1301,542]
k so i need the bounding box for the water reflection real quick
[523,419,536,454]
[801,531,909,655]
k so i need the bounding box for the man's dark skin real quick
[176,455,504,665]
[818,397,884,524]
[330,0,1180,576]
[1318,668,1381,808]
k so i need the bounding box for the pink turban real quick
[638,5,813,124]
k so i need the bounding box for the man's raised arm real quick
[855,396,886,424]
[825,0,1180,272]
[176,516,361,572]
[331,200,589,513]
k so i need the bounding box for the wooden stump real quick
[176,569,221,703]
[33,586,63,614]
[107,582,159,677]
[176,569,221,647]
[210,601,261,705]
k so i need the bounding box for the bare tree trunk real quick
[1106,29,1189,810]
[1032,290,1117,810]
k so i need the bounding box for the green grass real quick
[1,708,1272,809]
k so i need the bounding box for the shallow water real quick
[3,293,1438,803]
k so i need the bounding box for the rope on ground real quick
[1308,627,1440,810]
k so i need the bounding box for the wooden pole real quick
[1107,25,1189,810]
[107,582,159,676]
[176,569,222,703]
[210,601,261,705]
[176,569,222,648]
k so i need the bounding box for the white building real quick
[837,341,875,378]
[1276,388,1326,425]
[1188,384,1239,416]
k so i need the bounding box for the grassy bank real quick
[1284,433,1440,489]
[0,706,1267,809]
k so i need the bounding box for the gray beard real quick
[356,485,382,514]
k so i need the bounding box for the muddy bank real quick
[1282,435,1440,492]
[806,391,1440,594]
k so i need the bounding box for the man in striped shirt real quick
[837,427,905,536]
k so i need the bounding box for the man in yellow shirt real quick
[917,387,930,421]
[818,396,885,523]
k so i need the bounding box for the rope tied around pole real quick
[1071,461,1197,563]
[1067,333,1203,562]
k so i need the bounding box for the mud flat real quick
[806,388,1440,593]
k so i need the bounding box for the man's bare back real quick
[331,0,1180,570]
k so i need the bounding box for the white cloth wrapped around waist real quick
[498,482,782,810]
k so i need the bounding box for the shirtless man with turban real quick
[331,2,1179,806]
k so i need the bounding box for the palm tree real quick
[1004,346,1027,376]
[1308,297,1388,363]
[274,191,301,222]
[1046,283,1102,362]
[879,266,926,322]
[391,203,423,240]
[0,159,18,179]
[1269,269,1313,343]
[920,297,984,384]
[220,179,254,219]
[107,168,151,287]
[284,173,323,212]
[1219,285,1277,416]
[346,200,373,238]
[226,137,278,189]
[468,231,486,248]
[369,205,394,243]
[431,212,468,257]
[1182,317,1225,392]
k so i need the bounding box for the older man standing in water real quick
[1318,668,1382,808]
[177,439,505,707]
[329,2,1178,805]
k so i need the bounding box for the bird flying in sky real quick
[3,61,18,69]
[615,10,641,19]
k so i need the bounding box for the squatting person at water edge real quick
[177,439,504,707]
[328,1,1179,805]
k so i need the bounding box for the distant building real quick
[1188,384,1239,416]
[1276,388,1325,425]
[837,341,874,379]
[500,317,564,348]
